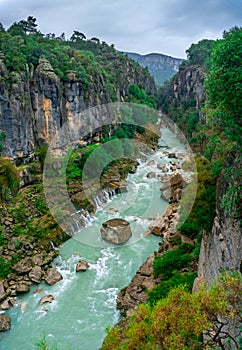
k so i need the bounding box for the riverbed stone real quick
[76,260,89,272]
[0,315,11,331]
[40,294,55,305]
[44,268,63,285]
[101,219,132,245]
[146,171,156,178]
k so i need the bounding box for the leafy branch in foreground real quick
[102,272,242,350]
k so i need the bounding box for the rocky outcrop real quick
[160,172,184,203]
[116,203,192,317]
[101,218,132,245]
[197,152,241,284]
[173,65,206,113]
[76,259,89,272]
[0,56,155,160]
[0,315,11,331]
[44,268,63,286]
[117,254,155,316]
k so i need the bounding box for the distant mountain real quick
[125,52,184,86]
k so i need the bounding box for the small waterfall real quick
[77,209,92,226]
[108,187,116,198]
[93,187,116,211]
[102,189,110,202]
[70,215,83,234]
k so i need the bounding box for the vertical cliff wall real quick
[0,56,155,159]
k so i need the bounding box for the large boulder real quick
[0,315,11,331]
[44,268,63,286]
[101,219,132,245]
[40,294,54,306]
[29,266,43,283]
[160,172,184,203]
[76,260,89,272]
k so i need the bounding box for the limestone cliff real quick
[196,151,242,347]
[198,152,241,285]
[173,64,206,112]
[0,56,155,159]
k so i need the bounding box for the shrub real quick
[153,244,193,279]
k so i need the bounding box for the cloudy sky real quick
[0,0,241,58]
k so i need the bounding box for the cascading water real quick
[0,128,193,350]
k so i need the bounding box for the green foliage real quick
[0,257,12,278]
[153,243,194,279]
[0,130,4,154]
[185,39,215,66]
[37,145,48,171]
[127,84,156,108]
[179,157,217,238]
[148,272,197,306]
[34,196,48,214]
[206,27,242,143]
[102,273,242,350]
[35,337,58,350]
[0,18,156,105]
[0,158,19,201]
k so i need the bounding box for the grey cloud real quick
[0,0,241,57]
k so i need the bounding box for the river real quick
[0,127,190,350]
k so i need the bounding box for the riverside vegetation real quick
[0,19,241,350]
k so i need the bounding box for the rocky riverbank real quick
[115,152,196,318]
[116,203,195,317]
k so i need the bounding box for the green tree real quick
[185,39,215,66]
[102,273,242,350]
[206,27,242,143]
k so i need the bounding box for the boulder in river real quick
[40,294,55,306]
[0,315,11,331]
[76,260,89,272]
[146,171,156,179]
[44,268,63,286]
[101,218,132,245]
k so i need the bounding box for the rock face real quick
[196,152,242,348]
[0,315,11,332]
[197,153,242,283]
[160,172,184,203]
[101,219,132,245]
[173,65,206,114]
[0,56,155,159]
[44,268,63,286]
